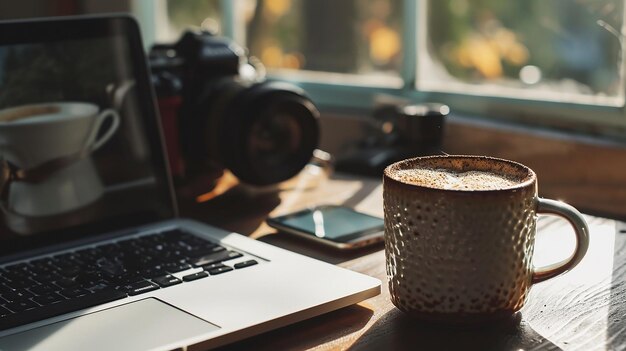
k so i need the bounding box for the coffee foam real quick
[393,168,520,191]
[0,105,60,122]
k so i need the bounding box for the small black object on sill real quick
[335,103,448,177]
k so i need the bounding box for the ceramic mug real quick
[383,155,589,324]
[0,102,120,216]
[0,102,119,168]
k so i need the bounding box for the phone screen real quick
[270,206,384,243]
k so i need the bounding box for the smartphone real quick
[267,205,385,250]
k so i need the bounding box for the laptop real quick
[0,15,380,350]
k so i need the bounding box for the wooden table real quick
[179,168,626,351]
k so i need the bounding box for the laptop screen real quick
[0,16,176,258]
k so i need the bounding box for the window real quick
[154,0,223,42]
[420,0,624,106]
[235,0,404,87]
[153,0,626,136]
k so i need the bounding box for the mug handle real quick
[532,198,590,283]
[84,109,120,152]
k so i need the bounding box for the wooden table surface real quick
[179,168,626,351]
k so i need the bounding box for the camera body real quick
[335,103,448,177]
[150,30,319,189]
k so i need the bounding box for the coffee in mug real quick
[383,155,589,324]
[393,168,519,190]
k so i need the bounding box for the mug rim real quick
[0,101,98,126]
[383,155,536,193]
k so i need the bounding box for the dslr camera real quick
[149,30,319,189]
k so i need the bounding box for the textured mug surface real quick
[383,155,587,323]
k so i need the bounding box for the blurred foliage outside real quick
[427,0,623,98]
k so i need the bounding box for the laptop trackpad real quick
[0,298,220,351]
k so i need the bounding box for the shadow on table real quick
[335,173,381,210]
[179,185,282,235]
[348,308,563,351]
[217,304,375,351]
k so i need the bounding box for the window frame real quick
[193,0,626,139]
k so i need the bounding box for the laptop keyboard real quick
[0,229,258,331]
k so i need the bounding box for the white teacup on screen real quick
[0,102,120,216]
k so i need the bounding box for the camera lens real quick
[218,81,320,185]
[181,80,319,186]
